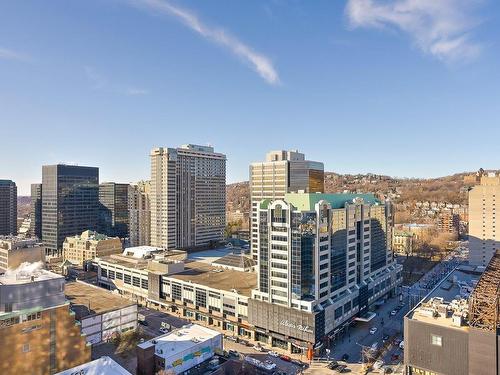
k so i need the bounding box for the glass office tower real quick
[30,183,42,239]
[99,182,129,238]
[0,180,17,236]
[42,165,99,257]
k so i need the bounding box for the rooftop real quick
[99,249,187,271]
[407,267,481,331]
[0,236,43,250]
[67,230,117,242]
[54,356,131,375]
[169,260,257,296]
[187,246,249,264]
[212,254,256,270]
[122,245,164,258]
[138,324,220,359]
[65,281,136,319]
[0,266,62,285]
[260,192,380,210]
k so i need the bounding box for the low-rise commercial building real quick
[0,236,45,273]
[404,251,500,375]
[97,246,187,304]
[63,230,122,266]
[0,266,91,375]
[65,281,138,345]
[137,324,222,375]
[55,356,131,375]
[98,249,255,340]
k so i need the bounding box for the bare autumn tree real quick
[156,370,175,375]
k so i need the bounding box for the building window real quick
[431,334,442,347]
[22,344,30,353]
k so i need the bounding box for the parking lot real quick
[137,306,189,337]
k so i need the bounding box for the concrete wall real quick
[404,318,469,375]
[0,277,65,312]
[469,327,498,375]
[248,299,316,344]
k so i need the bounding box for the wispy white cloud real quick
[125,87,150,96]
[130,0,280,85]
[345,0,483,62]
[84,66,107,90]
[0,47,29,62]
[84,66,149,95]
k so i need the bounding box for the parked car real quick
[138,320,148,326]
[341,353,349,362]
[335,365,347,373]
[399,341,405,349]
[268,351,279,358]
[373,360,384,370]
[253,344,264,352]
[369,327,378,335]
[159,327,168,333]
[390,309,397,316]
[327,361,339,370]
[279,354,292,362]
[383,334,390,342]
[228,350,239,357]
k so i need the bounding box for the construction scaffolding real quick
[469,250,500,332]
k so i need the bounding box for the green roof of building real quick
[260,192,380,211]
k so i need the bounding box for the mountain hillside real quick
[226,171,479,215]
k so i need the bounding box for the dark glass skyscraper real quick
[0,180,17,236]
[42,165,99,256]
[99,182,129,238]
[30,183,42,239]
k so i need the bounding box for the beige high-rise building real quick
[249,150,324,260]
[62,230,122,266]
[129,181,151,247]
[150,144,226,249]
[469,173,500,266]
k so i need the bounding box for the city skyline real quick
[1,1,500,195]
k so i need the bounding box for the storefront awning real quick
[355,312,377,322]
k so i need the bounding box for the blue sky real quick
[1,0,499,195]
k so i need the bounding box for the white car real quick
[159,327,169,334]
[373,360,384,370]
[399,340,405,349]
[268,351,279,357]
[390,310,397,316]
[253,345,264,352]
[369,327,378,335]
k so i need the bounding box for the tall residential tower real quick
[150,144,226,249]
[469,172,500,266]
[249,150,324,260]
[128,181,151,247]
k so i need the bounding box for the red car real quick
[279,354,292,362]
